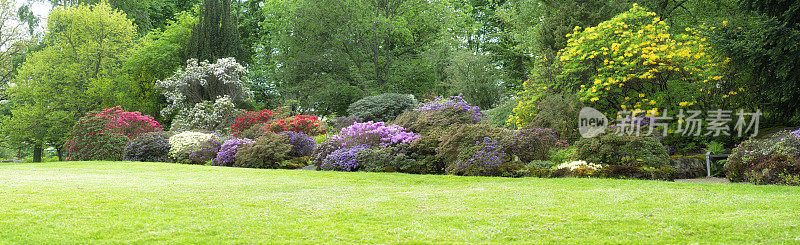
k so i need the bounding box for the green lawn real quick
[0,162,798,244]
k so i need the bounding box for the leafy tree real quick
[258,0,458,115]
[443,51,505,109]
[117,12,197,121]
[709,0,800,124]
[46,0,199,33]
[185,0,241,61]
[1,2,136,161]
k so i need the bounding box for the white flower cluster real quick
[170,96,239,133]
[157,57,252,118]
[168,131,213,160]
[557,160,603,171]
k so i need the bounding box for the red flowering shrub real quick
[64,107,163,161]
[231,109,278,136]
[265,115,326,135]
[65,116,129,161]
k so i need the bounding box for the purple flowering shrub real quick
[507,128,567,162]
[446,137,509,176]
[187,135,228,164]
[281,131,316,157]
[321,145,371,171]
[331,121,419,147]
[725,131,800,185]
[213,138,254,166]
[311,140,346,168]
[123,131,172,162]
[393,95,486,135]
[436,124,513,165]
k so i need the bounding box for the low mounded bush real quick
[311,140,346,168]
[446,137,514,176]
[65,107,163,161]
[393,94,486,135]
[321,145,371,171]
[187,135,228,164]
[123,131,172,162]
[168,131,213,163]
[330,121,419,148]
[507,128,566,162]
[234,132,298,169]
[725,131,800,185]
[347,93,417,123]
[356,147,424,173]
[281,131,315,157]
[573,133,670,167]
[65,116,129,161]
[436,124,512,165]
[213,138,254,166]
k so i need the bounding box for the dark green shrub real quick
[481,98,516,128]
[574,133,669,167]
[392,97,483,135]
[233,132,296,169]
[507,128,565,162]
[347,93,417,123]
[123,131,172,162]
[357,147,426,173]
[526,93,583,142]
[445,137,519,176]
[405,131,447,174]
[549,147,578,164]
[725,131,800,185]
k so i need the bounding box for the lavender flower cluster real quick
[280,131,316,157]
[792,128,800,138]
[321,145,371,171]
[461,137,506,169]
[331,121,419,147]
[213,138,254,166]
[416,94,486,122]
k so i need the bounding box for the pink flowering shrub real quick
[65,107,163,161]
[95,106,163,139]
[330,121,419,148]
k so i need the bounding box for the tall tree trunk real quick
[57,146,64,161]
[33,145,42,163]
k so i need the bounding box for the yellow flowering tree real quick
[510,4,738,128]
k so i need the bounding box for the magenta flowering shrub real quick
[417,94,485,122]
[447,137,508,176]
[331,121,419,147]
[321,145,371,171]
[213,138,255,166]
[97,106,163,139]
[280,131,315,157]
[725,131,800,185]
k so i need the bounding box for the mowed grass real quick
[0,162,798,244]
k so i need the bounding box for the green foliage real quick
[233,132,296,169]
[357,147,426,174]
[525,93,583,142]
[3,2,137,161]
[574,133,670,167]
[123,131,173,162]
[346,93,417,123]
[186,0,241,61]
[596,165,675,180]
[549,147,578,164]
[255,0,458,115]
[704,141,725,155]
[443,51,505,109]
[725,131,800,185]
[392,105,479,135]
[117,12,197,120]
[481,98,516,128]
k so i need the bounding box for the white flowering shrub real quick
[168,131,213,162]
[158,57,252,119]
[170,96,239,133]
[557,160,603,171]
